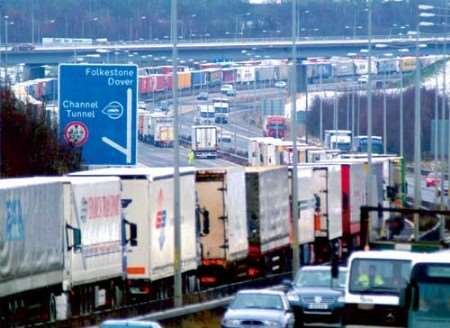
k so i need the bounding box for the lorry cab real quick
[220,84,234,95]
[263,115,287,139]
[213,98,230,124]
[352,135,383,154]
[404,252,450,328]
[324,130,352,152]
[196,104,215,125]
[344,250,420,327]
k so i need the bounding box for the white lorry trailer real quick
[297,164,343,263]
[245,166,291,277]
[192,125,218,159]
[148,112,174,147]
[0,177,136,323]
[71,167,198,300]
[195,168,249,286]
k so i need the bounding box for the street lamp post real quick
[290,0,300,279]
[171,0,182,308]
[412,24,424,238]
[4,16,9,84]
[383,72,387,153]
[366,0,374,234]
[319,70,323,141]
[334,90,338,130]
[400,68,404,158]
[434,73,439,164]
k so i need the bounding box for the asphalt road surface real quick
[138,142,240,168]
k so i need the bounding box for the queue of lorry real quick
[138,110,174,147]
[0,148,409,325]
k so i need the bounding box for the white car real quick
[275,81,287,88]
[100,320,162,328]
[221,84,234,94]
[222,289,295,328]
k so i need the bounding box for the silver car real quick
[222,289,295,328]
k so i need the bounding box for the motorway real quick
[139,83,448,211]
[138,142,239,168]
[138,87,278,167]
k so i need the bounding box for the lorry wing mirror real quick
[399,285,411,308]
[129,222,138,246]
[331,258,339,279]
[411,283,420,311]
[66,224,82,252]
[73,228,82,250]
[386,186,398,201]
[123,219,138,247]
[202,210,210,235]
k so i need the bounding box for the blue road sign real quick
[59,64,137,165]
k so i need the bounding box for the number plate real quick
[308,303,328,310]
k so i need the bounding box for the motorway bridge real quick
[4,36,450,66]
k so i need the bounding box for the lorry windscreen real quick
[358,143,383,154]
[349,259,411,295]
[411,264,450,323]
[267,123,285,129]
[215,107,229,114]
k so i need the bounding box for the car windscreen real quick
[295,269,347,288]
[349,259,411,295]
[230,293,284,310]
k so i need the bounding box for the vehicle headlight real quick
[264,320,282,327]
[222,319,241,327]
[287,293,300,303]
[337,296,345,303]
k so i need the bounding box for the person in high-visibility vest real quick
[188,148,195,165]
[357,265,384,288]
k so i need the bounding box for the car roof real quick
[237,289,286,297]
[100,320,161,328]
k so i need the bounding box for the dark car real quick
[197,92,208,100]
[226,89,236,97]
[284,266,347,327]
[222,289,295,328]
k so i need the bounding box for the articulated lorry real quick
[195,168,249,286]
[192,125,218,159]
[324,130,352,152]
[263,115,287,139]
[245,166,291,277]
[148,112,174,147]
[213,98,230,124]
[72,168,198,300]
[0,177,137,323]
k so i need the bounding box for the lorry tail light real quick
[248,267,260,277]
[314,213,321,231]
[200,276,217,284]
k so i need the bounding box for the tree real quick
[306,86,440,160]
[0,88,81,177]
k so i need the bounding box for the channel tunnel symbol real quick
[102,101,124,120]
